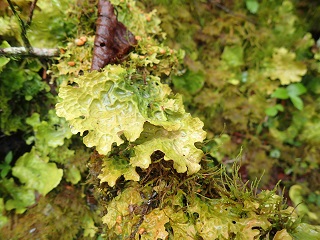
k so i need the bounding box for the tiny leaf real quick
[0,166,11,178]
[221,45,244,67]
[0,57,10,71]
[246,0,259,14]
[275,104,284,111]
[290,95,304,110]
[287,83,307,97]
[265,106,278,117]
[271,88,289,99]
[4,151,13,164]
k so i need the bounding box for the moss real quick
[0,184,100,240]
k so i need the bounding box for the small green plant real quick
[0,152,12,179]
[266,83,307,117]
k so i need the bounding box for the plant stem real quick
[6,0,33,53]
[26,0,38,27]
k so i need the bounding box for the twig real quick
[26,0,38,27]
[7,0,33,53]
[0,47,60,58]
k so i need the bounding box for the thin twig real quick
[7,0,33,53]
[26,0,38,27]
[0,47,60,58]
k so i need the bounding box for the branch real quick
[26,0,38,27]
[0,47,60,58]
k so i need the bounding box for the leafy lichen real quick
[57,64,206,176]
[12,147,63,196]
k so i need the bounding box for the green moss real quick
[0,185,99,240]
